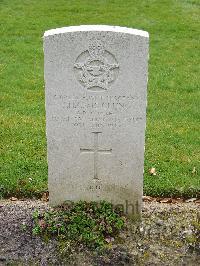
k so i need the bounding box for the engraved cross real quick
[80,132,112,180]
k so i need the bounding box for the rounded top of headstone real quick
[44,25,149,38]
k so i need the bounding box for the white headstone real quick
[44,25,149,216]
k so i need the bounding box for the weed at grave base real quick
[32,200,127,252]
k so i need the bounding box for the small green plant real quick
[32,201,126,249]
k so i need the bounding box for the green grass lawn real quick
[0,0,199,198]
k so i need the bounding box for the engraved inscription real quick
[80,132,112,180]
[49,94,144,129]
[74,39,119,91]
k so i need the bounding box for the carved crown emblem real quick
[74,40,119,91]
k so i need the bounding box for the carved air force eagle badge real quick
[74,39,119,91]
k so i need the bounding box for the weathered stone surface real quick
[44,25,149,215]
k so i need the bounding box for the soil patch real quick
[0,200,199,265]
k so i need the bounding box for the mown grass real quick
[0,0,199,198]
